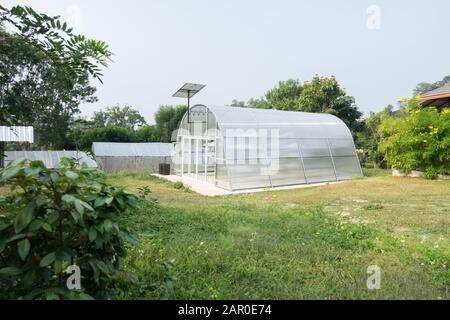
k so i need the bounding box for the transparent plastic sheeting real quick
[92,142,173,157]
[173,105,362,191]
[4,151,97,168]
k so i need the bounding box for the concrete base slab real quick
[153,174,342,197]
[152,174,231,196]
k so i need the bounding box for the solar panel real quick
[172,83,206,98]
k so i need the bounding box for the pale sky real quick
[4,0,450,123]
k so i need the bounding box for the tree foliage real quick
[0,34,97,148]
[265,79,303,111]
[0,158,139,299]
[231,76,362,135]
[154,105,187,142]
[0,5,112,148]
[379,98,450,178]
[0,5,112,84]
[356,105,400,168]
[297,76,362,134]
[92,105,146,130]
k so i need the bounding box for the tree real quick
[154,105,188,142]
[92,105,146,130]
[0,33,97,149]
[0,5,112,149]
[379,98,450,178]
[230,79,302,110]
[135,125,159,142]
[356,105,399,167]
[413,75,450,96]
[0,5,111,85]
[68,126,135,150]
[265,79,303,110]
[230,98,270,109]
[297,76,362,135]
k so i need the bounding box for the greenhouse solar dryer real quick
[170,85,362,193]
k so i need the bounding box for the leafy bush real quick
[172,181,192,193]
[0,158,139,299]
[379,98,450,178]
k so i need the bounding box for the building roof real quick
[420,83,450,107]
[0,126,34,143]
[4,150,97,168]
[92,142,173,157]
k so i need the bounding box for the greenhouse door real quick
[181,137,215,183]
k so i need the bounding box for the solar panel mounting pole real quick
[172,83,206,124]
[187,90,191,123]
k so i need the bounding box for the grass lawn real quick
[107,168,450,300]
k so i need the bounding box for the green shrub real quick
[172,181,192,193]
[173,181,184,190]
[0,158,139,299]
[379,98,450,177]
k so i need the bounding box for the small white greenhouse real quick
[92,142,173,173]
[172,105,362,191]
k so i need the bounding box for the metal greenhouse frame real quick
[172,105,362,191]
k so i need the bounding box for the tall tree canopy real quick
[0,5,112,149]
[232,76,362,135]
[154,105,187,142]
[92,105,146,130]
[231,79,302,110]
[265,79,303,111]
[296,76,362,134]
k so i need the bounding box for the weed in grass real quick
[172,181,191,192]
[363,202,384,210]
[309,207,374,251]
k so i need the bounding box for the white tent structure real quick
[172,104,362,191]
[4,150,97,168]
[92,142,173,173]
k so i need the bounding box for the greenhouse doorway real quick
[181,136,216,184]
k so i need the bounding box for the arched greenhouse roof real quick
[184,105,353,139]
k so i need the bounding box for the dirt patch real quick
[394,226,410,233]
[336,210,352,217]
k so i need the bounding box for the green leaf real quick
[103,219,113,232]
[24,166,41,177]
[18,239,31,261]
[94,197,107,208]
[74,199,84,215]
[104,197,114,205]
[7,233,26,243]
[1,165,21,180]
[0,239,6,253]
[54,259,62,274]
[0,267,23,276]
[65,171,79,180]
[70,210,80,223]
[0,223,9,231]
[62,194,76,203]
[28,219,44,231]
[88,227,97,242]
[15,203,35,233]
[42,223,52,232]
[81,201,94,212]
[46,291,60,300]
[50,172,59,182]
[40,252,56,267]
